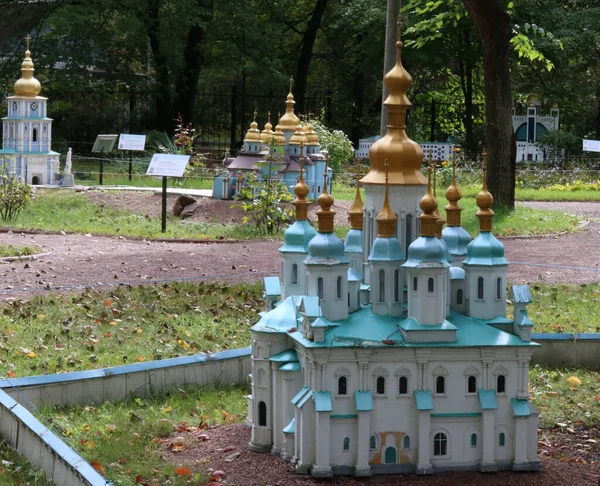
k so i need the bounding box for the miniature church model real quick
[212,80,331,200]
[512,93,559,162]
[0,36,60,185]
[248,24,541,477]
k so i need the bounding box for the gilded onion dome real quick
[444,147,463,227]
[348,160,364,230]
[260,112,275,143]
[289,124,308,145]
[273,112,286,145]
[361,18,426,186]
[14,35,42,98]
[376,162,398,237]
[278,77,300,131]
[243,112,261,143]
[316,171,335,233]
[292,154,311,220]
[304,121,319,146]
[526,93,540,103]
[418,166,438,237]
[475,149,495,232]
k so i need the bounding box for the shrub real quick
[0,165,33,221]
[310,119,354,174]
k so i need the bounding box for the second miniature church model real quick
[248,27,541,477]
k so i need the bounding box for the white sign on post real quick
[146,154,190,177]
[118,134,147,151]
[583,139,600,153]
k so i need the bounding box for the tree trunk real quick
[144,0,173,134]
[595,84,600,139]
[295,0,328,115]
[380,0,401,136]
[351,68,365,147]
[458,31,476,154]
[463,0,514,208]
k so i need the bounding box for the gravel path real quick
[0,200,598,298]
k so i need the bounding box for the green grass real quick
[0,244,39,258]
[74,173,213,190]
[4,191,263,240]
[516,188,600,201]
[0,282,262,377]
[530,365,600,428]
[0,440,54,485]
[44,386,247,485]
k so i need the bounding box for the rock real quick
[180,202,199,219]
[173,195,197,216]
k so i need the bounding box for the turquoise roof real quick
[280,362,302,371]
[263,276,281,296]
[399,317,457,332]
[279,220,317,253]
[414,390,434,410]
[368,236,403,262]
[314,391,332,412]
[291,386,310,405]
[519,311,534,327]
[298,390,314,408]
[442,225,472,256]
[304,232,349,265]
[348,268,363,282]
[354,391,373,411]
[441,238,454,263]
[511,285,532,303]
[283,418,295,434]
[344,228,363,253]
[298,295,321,318]
[478,389,498,410]
[464,231,508,266]
[485,316,512,325]
[312,317,336,328]
[449,267,465,280]
[269,348,298,362]
[511,398,531,417]
[403,236,450,268]
[252,296,298,333]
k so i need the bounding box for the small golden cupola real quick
[348,160,364,230]
[444,147,463,227]
[260,112,275,144]
[475,148,495,232]
[278,77,300,132]
[361,17,426,186]
[431,154,446,238]
[244,111,261,142]
[376,162,398,237]
[289,124,308,146]
[14,35,42,98]
[292,154,311,221]
[273,112,286,146]
[316,170,335,233]
[304,117,320,149]
[418,165,439,237]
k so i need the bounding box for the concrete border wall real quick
[531,333,600,370]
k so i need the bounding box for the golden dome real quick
[361,20,426,187]
[317,170,335,233]
[304,122,319,145]
[348,161,364,230]
[14,37,41,98]
[376,163,398,237]
[289,124,308,145]
[551,102,559,108]
[476,149,495,231]
[260,112,275,143]
[444,148,463,227]
[526,93,540,102]
[418,166,438,237]
[292,155,311,220]
[243,112,261,143]
[278,77,300,131]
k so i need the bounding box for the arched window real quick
[376,376,385,395]
[338,376,347,395]
[404,435,410,449]
[343,437,350,451]
[456,288,463,305]
[379,270,385,302]
[258,401,267,427]
[428,277,434,292]
[291,264,298,285]
[471,433,477,447]
[433,432,447,456]
[436,376,445,395]
[398,376,408,395]
[497,375,506,394]
[394,269,400,303]
[370,435,377,450]
[32,128,37,142]
[477,277,484,299]
[413,276,418,292]
[405,214,413,250]
[496,277,502,300]
[337,276,342,299]
[499,432,505,446]
[317,277,324,299]
[468,375,477,394]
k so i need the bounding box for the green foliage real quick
[0,244,38,258]
[0,440,54,485]
[0,165,33,222]
[310,119,354,174]
[536,130,582,166]
[233,172,294,235]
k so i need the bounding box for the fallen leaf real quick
[224,451,241,462]
[175,467,192,477]
[6,372,16,378]
[106,424,116,432]
[26,352,37,358]
[104,299,113,307]
[161,406,172,414]
[222,446,235,453]
[170,443,186,452]
[90,461,105,475]
[567,376,582,386]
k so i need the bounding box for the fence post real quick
[430,100,436,142]
[230,85,237,153]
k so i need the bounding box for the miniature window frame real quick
[492,366,508,396]
[496,277,503,300]
[463,366,480,396]
[432,365,449,397]
[395,367,411,397]
[336,276,343,299]
[372,367,388,398]
[334,367,351,398]
[432,430,450,458]
[477,277,484,300]
[291,264,298,285]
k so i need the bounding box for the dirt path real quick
[0,200,597,299]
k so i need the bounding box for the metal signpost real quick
[91,134,118,185]
[118,134,147,181]
[583,139,600,153]
[146,154,190,232]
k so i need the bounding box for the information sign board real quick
[146,154,190,178]
[91,134,118,153]
[118,134,147,151]
[583,139,600,152]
